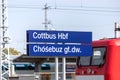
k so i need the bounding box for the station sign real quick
[27,30,92,43]
[27,30,92,56]
[27,44,92,56]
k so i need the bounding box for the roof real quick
[13,54,76,63]
[93,38,120,47]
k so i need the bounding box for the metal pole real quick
[114,22,120,38]
[44,4,48,30]
[55,57,59,80]
[115,22,118,38]
[0,0,2,79]
[1,0,10,79]
[62,57,66,80]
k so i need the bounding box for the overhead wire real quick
[52,7,120,13]
[8,5,120,13]
[53,5,120,9]
[8,5,41,9]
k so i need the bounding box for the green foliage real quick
[3,48,20,55]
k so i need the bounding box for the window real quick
[91,47,106,66]
[77,56,91,66]
[41,64,51,70]
[77,47,106,67]
[14,63,35,70]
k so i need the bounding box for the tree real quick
[3,48,20,55]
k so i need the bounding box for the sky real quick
[8,0,120,53]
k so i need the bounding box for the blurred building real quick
[9,54,76,80]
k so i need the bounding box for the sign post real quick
[27,30,92,80]
[55,57,59,80]
[62,57,66,80]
